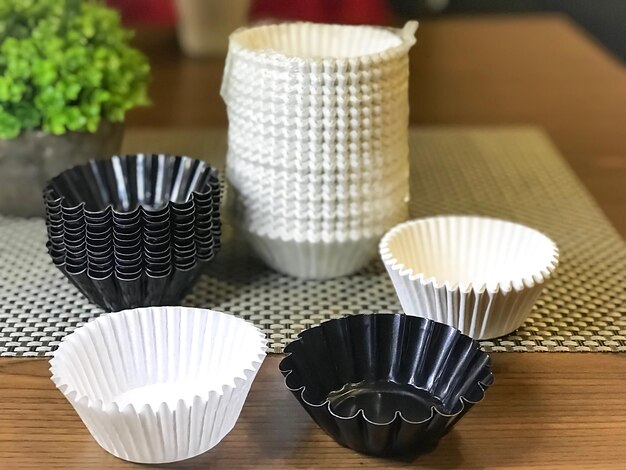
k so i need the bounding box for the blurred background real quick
[1,1,621,228]
[398,0,625,59]
[97,0,624,235]
[107,0,625,59]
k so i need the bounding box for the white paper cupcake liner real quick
[223,78,410,121]
[222,22,418,92]
[379,216,559,339]
[223,84,410,123]
[243,228,381,279]
[226,59,410,90]
[224,60,411,94]
[224,46,412,77]
[224,79,409,113]
[226,171,409,206]
[225,109,409,145]
[227,181,409,238]
[231,199,409,224]
[226,172,409,204]
[228,188,409,227]
[50,307,267,464]
[221,23,415,156]
[223,22,416,256]
[234,212,409,240]
[226,149,409,190]
[226,148,409,184]
[225,91,409,122]
[240,22,412,60]
[225,140,409,175]
[226,165,409,199]
[227,147,409,176]
[238,216,409,244]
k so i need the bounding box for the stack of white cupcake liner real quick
[222,21,418,279]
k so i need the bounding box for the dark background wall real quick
[391,0,626,59]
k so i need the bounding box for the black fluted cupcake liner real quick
[279,314,493,457]
[45,204,219,264]
[44,154,219,214]
[46,242,219,311]
[45,209,219,258]
[50,257,208,311]
[145,220,171,232]
[43,154,222,311]
[86,222,112,235]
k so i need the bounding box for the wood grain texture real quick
[126,16,626,236]
[1,354,625,469]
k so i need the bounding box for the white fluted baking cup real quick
[379,216,559,339]
[228,188,409,226]
[225,91,410,127]
[243,227,381,279]
[234,212,409,241]
[225,22,415,67]
[223,75,410,116]
[225,147,409,179]
[223,64,411,99]
[225,112,410,152]
[222,22,418,102]
[223,82,410,127]
[225,172,409,207]
[231,198,409,224]
[236,210,406,241]
[50,306,267,464]
[225,149,409,185]
[225,154,409,193]
[225,176,409,207]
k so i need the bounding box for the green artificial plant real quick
[0,0,150,139]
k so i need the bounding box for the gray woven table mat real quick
[0,127,624,356]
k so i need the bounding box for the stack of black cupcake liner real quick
[44,154,221,311]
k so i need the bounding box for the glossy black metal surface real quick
[42,154,222,311]
[279,314,493,457]
[44,154,219,212]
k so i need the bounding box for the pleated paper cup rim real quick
[239,220,401,244]
[380,215,559,294]
[49,307,267,413]
[231,208,409,236]
[228,187,409,214]
[222,22,418,106]
[227,21,418,66]
[279,314,493,426]
[233,206,409,225]
[225,160,409,187]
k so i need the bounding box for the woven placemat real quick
[0,127,624,355]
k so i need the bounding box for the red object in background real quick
[107,0,176,25]
[106,0,390,26]
[249,0,392,25]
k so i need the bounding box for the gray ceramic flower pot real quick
[0,122,124,217]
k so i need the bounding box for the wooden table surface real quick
[1,15,625,469]
[2,355,626,469]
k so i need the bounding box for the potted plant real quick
[0,0,150,216]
